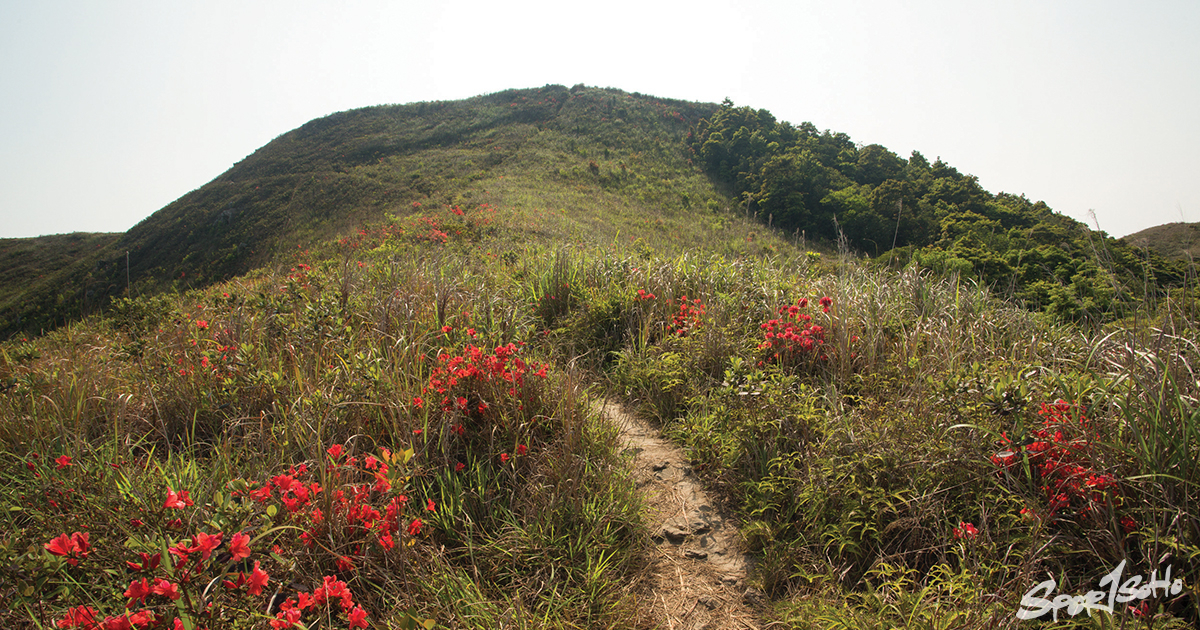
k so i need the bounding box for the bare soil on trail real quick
[596,400,764,630]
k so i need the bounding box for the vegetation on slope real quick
[1123,222,1200,262]
[3,195,1199,628]
[689,100,1194,322]
[0,85,722,339]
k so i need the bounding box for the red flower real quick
[348,605,369,628]
[56,606,98,629]
[152,579,181,600]
[407,518,423,536]
[412,396,424,408]
[426,498,436,512]
[500,452,510,463]
[163,488,193,509]
[45,532,88,566]
[193,531,222,561]
[953,522,978,539]
[229,532,252,561]
[125,552,160,572]
[196,319,209,330]
[55,455,73,469]
[125,577,153,605]
[247,560,270,596]
[516,444,528,456]
[45,533,75,558]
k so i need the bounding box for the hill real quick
[0,232,122,333]
[2,86,1199,628]
[2,85,729,337]
[1122,221,1200,261]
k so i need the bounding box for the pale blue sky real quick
[2,0,1197,239]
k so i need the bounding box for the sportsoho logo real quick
[1017,560,1183,621]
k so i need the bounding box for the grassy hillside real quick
[0,233,122,334]
[3,204,1197,628]
[1123,222,1200,261]
[0,85,729,338]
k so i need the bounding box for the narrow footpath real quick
[596,400,763,630]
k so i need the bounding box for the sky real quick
[2,0,1197,239]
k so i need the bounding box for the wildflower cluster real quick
[336,223,404,252]
[29,442,433,629]
[270,575,368,629]
[236,444,429,566]
[418,343,549,442]
[669,295,706,336]
[407,202,499,245]
[48,506,271,629]
[757,297,834,368]
[992,400,1131,529]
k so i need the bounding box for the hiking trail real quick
[596,399,764,630]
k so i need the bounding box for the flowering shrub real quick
[757,297,835,370]
[418,343,551,451]
[668,295,706,337]
[992,400,1131,529]
[14,442,438,629]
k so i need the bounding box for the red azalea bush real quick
[992,400,1133,531]
[416,342,552,458]
[22,441,439,630]
[756,296,839,371]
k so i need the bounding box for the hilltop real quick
[3,86,1190,339]
[2,85,728,336]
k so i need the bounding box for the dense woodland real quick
[689,100,1192,321]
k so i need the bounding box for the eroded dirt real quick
[596,400,763,630]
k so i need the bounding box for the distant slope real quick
[0,233,121,333]
[1122,222,1200,261]
[1,85,722,337]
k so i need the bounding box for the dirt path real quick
[596,400,763,630]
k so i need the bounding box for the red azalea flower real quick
[152,579,182,600]
[125,577,153,605]
[193,531,222,561]
[348,605,369,628]
[953,522,978,539]
[55,455,73,469]
[71,532,89,559]
[44,533,77,559]
[125,552,160,572]
[247,560,270,596]
[56,606,98,629]
[229,532,252,561]
[163,488,193,509]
